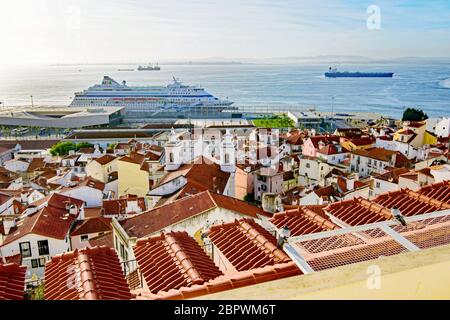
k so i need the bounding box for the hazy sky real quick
[1,0,449,66]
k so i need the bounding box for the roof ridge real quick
[76,249,100,300]
[302,208,339,230]
[239,219,289,262]
[358,198,392,219]
[405,189,450,210]
[164,232,205,285]
[207,190,219,209]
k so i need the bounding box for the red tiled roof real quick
[0,262,26,300]
[120,191,265,239]
[270,207,338,237]
[373,167,411,183]
[134,231,223,294]
[397,129,416,135]
[2,206,79,246]
[347,136,375,146]
[71,217,112,236]
[0,192,12,206]
[352,147,397,162]
[209,192,270,218]
[317,144,349,155]
[326,198,392,226]
[94,154,116,165]
[29,192,84,210]
[160,158,231,194]
[102,197,146,216]
[120,191,217,238]
[207,218,290,271]
[119,152,145,165]
[61,176,105,192]
[135,262,300,300]
[417,181,450,204]
[374,189,450,216]
[26,157,45,173]
[308,135,340,149]
[325,184,450,226]
[45,246,132,300]
[88,231,114,248]
[84,207,103,218]
[4,254,22,265]
[2,193,84,246]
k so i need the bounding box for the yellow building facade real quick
[117,158,150,197]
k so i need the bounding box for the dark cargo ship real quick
[325,67,393,78]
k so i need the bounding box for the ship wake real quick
[439,78,450,89]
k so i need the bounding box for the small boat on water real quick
[137,63,160,71]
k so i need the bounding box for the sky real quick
[0,0,449,66]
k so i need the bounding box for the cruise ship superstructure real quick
[70,76,235,119]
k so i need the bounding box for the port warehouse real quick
[0,104,386,132]
[0,106,124,128]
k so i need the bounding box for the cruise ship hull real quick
[69,76,235,119]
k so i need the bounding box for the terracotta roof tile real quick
[121,191,263,239]
[84,207,103,219]
[317,144,349,155]
[29,192,84,210]
[326,198,392,226]
[26,157,45,173]
[270,207,339,236]
[346,136,375,146]
[308,135,340,149]
[417,181,450,204]
[0,262,26,300]
[373,167,411,183]
[325,182,450,226]
[134,231,223,294]
[207,218,290,271]
[209,192,270,218]
[374,189,450,216]
[45,246,132,300]
[94,154,116,165]
[102,197,146,216]
[160,159,231,194]
[120,191,217,238]
[352,147,397,162]
[71,217,112,236]
[2,194,84,246]
[135,262,300,300]
[88,231,114,248]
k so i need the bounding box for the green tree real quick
[50,141,77,156]
[402,107,428,122]
[75,142,94,151]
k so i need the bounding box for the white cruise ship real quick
[70,76,235,118]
